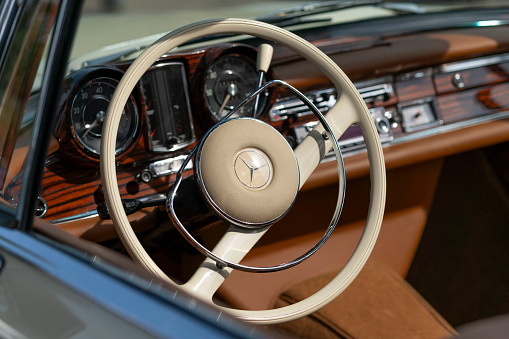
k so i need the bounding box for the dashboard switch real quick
[138,169,153,183]
[452,73,465,88]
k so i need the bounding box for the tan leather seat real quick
[274,261,457,339]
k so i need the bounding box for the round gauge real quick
[70,77,139,156]
[204,55,266,121]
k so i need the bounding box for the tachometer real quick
[204,55,266,120]
[70,77,139,156]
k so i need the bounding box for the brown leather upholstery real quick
[273,262,457,339]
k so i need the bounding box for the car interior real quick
[3,0,509,337]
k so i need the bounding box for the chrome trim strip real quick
[320,109,509,162]
[392,109,509,146]
[51,193,168,225]
[398,68,433,81]
[353,76,393,88]
[52,210,98,225]
[148,155,192,178]
[439,52,509,73]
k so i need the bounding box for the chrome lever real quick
[253,44,273,117]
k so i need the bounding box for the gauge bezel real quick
[203,52,269,121]
[69,76,140,158]
[189,44,276,133]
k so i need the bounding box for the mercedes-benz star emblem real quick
[234,149,272,189]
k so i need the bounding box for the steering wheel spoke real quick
[294,101,357,188]
[183,225,269,300]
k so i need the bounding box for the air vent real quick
[358,83,394,104]
[269,88,336,122]
[269,82,394,122]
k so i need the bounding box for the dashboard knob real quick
[138,169,153,183]
[375,116,391,134]
[452,73,465,89]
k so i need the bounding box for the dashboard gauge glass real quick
[70,77,139,156]
[204,55,266,120]
[139,63,195,152]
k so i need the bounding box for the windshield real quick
[72,0,509,63]
[73,0,299,59]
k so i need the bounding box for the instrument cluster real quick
[55,44,273,164]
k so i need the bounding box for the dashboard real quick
[1,2,504,325]
[4,24,509,246]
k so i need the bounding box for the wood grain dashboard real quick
[5,25,509,241]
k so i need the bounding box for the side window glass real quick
[0,2,57,213]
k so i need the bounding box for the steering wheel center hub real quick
[195,118,299,228]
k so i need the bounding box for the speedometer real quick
[204,55,266,121]
[70,77,139,156]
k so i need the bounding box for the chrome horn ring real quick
[166,80,346,273]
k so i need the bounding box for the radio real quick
[293,106,393,155]
[270,80,395,155]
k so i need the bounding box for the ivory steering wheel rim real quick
[101,18,386,325]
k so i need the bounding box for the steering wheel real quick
[101,18,386,325]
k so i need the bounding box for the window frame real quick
[0,0,82,231]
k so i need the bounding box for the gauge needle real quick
[82,119,98,138]
[218,83,238,117]
[218,93,231,117]
[83,110,106,138]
